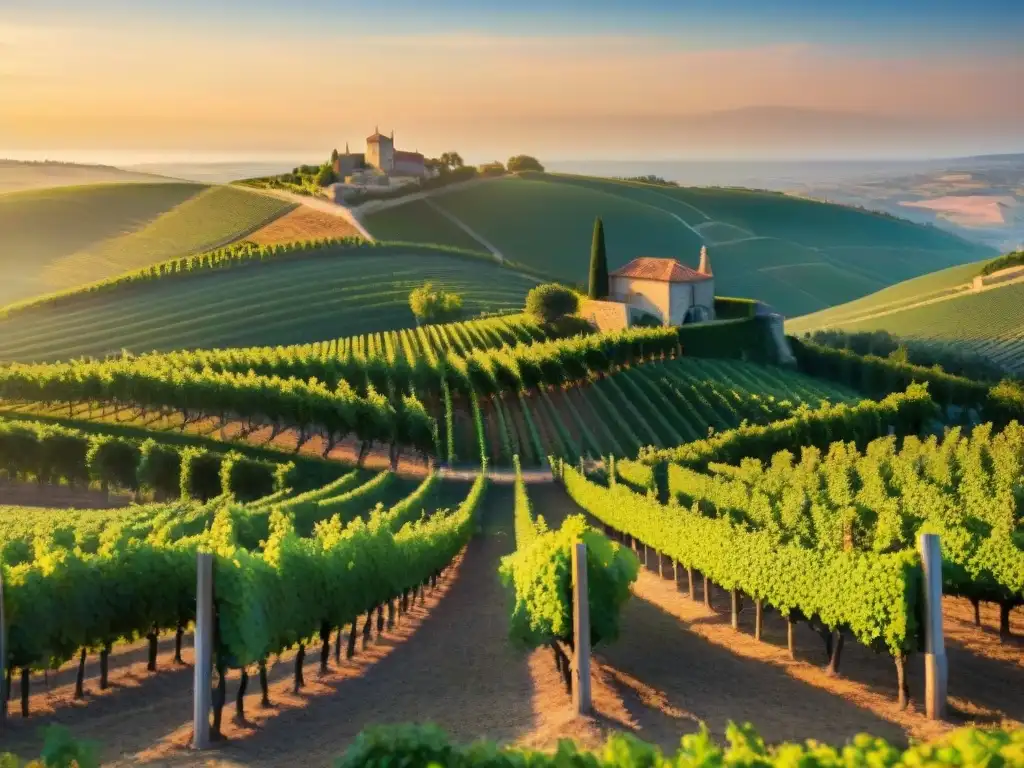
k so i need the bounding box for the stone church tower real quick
[366,127,395,173]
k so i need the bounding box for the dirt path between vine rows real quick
[539,484,1024,751]
[2,485,578,766]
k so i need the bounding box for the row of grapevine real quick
[671,424,1024,634]
[162,313,567,377]
[639,383,938,472]
[210,473,488,725]
[559,464,922,705]
[499,459,637,680]
[0,417,291,502]
[790,336,1024,427]
[0,468,460,716]
[336,722,1024,767]
[0,362,436,455]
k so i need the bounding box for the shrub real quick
[525,284,579,324]
[180,448,224,502]
[477,161,505,177]
[38,427,91,487]
[220,452,277,502]
[138,439,182,499]
[86,435,142,492]
[507,154,545,173]
[409,282,464,323]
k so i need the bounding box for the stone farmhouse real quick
[583,249,716,331]
[332,127,429,180]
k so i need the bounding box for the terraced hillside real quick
[788,256,1024,375]
[363,173,992,316]
[0,247,541,361]
[0,183,205,304]
[450,357,861,467]
[1,182,295,304]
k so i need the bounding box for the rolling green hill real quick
[787,258,1024,375]
[1,183,295,306]
[0,246,540,361]
[362,173,992,316]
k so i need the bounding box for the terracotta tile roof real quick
[366,132,390,143]
[610,257,711,283]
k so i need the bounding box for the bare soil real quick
[245,207,362,245]
[0,479,132,508]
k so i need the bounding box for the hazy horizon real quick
[3,1,1022,161]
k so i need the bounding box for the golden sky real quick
[2,19,1022,160]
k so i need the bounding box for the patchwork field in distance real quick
[0,250,540,361]
[363,173,992,316]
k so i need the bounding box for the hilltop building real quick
[583,248,715,331]
[332,127,428,180]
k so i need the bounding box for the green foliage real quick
[214,473,488,667]
[525,283,581,324]
[336,722,1024,767]
[220,452,277,502]
[86,435,141,492]
[713,296,758,320]
[588,217,609,300]
[561,464,921,656]
[640,383,938,470]
[409,281,464,324]
[506,155,545,173]
[500,461,637,649]
[0,360,436,455]
[180,448,223,502]
[137,439,182,498]
[675,424,1024,606]
[979,249,1024,277]
[805,328,1009,382]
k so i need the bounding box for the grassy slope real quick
[0,251,540,361]
[363,173,992,317]
[0,183,205,304]
[40,185,295,291]
[795,278,1024,375]
[786,260,988,333]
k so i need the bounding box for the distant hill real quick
[0,182,295,305]
[0,159,175,194]
[362,172,994,317]
[787,256,1024,375]
[0,245,540,362]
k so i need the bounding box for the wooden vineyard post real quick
[919,533,947,720]
[571,543,592,715]
[192,552,214,749]
[1,566,6,730]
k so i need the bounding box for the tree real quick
[315,164,336,187]
[409,282,464,324]
[525,284,579,324]
[507,155,544,173]
[331,148,339,163]
[439,152,464,170]
[588,217,609,299]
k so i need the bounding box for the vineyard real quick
[0,183,205,305]
[363,173,991,316]
[0,246,542,361]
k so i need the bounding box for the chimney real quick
[698,246,712,276]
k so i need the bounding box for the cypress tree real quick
[588,217,609,299]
